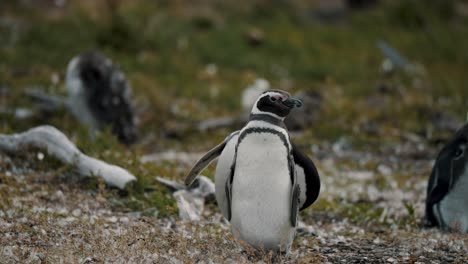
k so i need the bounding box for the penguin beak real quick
[282,97,303,109]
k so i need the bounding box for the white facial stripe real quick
[260,91,284,99]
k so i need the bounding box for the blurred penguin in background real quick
[241,78,270,115]
[66,51,137,144]
[425,122,468,233]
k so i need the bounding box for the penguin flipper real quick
[224,138,238,222]
[185,132,239,186]
[214,132,239,220]
[292,143,321,211]
[290,183,300,227]
[185,141,227,186]
[225,173,233,221]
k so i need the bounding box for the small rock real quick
[12,199,22,208]
[37,152,44,160]
[332,137,352,156]
[72,209,82,217]
[377,164,392,176]
[2,246,15,258]
[81,257,99,264]
[57,208,68,215]
[58,217,75,226]
[373,237,382,245]
[442,255,455,262]
[204,64,217,77]
[245,27,265,46]
[54,190,65,199]
[107,216,118,223]
[347,171,374,180]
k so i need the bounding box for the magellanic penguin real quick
[185,90,321,253]
[425,122,468,233]
[65,51,137,144]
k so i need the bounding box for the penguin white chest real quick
[231,132,294,251]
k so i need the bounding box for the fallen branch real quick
[196,116,245,131]
[164,116,246,138]
[24,88,67,112]
[156,175,215,221]
[0,125,136,189]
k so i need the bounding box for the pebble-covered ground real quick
[1,140,467,263]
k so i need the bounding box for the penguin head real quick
[251,89,303,119]
[433,123,468,184]
[425,122,468,227]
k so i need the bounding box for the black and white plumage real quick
[66,51,137,144]
[425,122,468,233]
[185,90,321,253]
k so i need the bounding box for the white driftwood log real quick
[0,125,136,189]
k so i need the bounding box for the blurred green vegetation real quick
[1,0,467,221]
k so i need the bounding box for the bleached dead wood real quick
[165,116,246,138]
[196,116,245,131]
[0,125,136,189]
[156,175,215,221]
[24,88,67,112]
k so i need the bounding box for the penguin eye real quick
[270,96,279,102]
[455,145,466,159]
